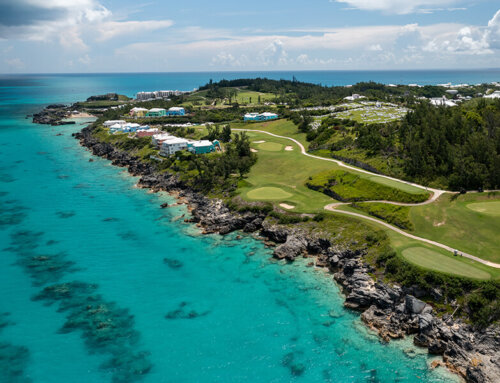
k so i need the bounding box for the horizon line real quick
[2,68,500,76]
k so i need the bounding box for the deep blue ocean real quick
[2,70,493,383]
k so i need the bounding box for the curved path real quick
[234,128,446,203]
[324,203,500,269]
[235,128,500,269]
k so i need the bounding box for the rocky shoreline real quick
[32,104,75,125]
[74,124,499,383]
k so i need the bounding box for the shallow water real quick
[0,75,461,382]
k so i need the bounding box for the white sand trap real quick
[253,140,266,144]
[280,203,295,210]
[250,148,258,153]
[285,146,293,151]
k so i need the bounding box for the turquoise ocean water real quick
[2,71,496,383]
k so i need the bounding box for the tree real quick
[221,125,232,143]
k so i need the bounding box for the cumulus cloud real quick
[0,0,172,50]
[423,9,500,55]
[334,0,464,14]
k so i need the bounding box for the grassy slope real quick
[231,120,310,148]
[307,170,430,203]
[409,193,500,264]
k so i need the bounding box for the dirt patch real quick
[279,203,295,210]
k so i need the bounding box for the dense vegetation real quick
[306,170,430,203]
[354,100,500,190]
[353,202,413,230]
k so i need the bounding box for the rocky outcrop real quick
[33,104,73,125]
[74,123,500,383]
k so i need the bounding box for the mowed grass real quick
[332,205,499,279]
[410,193,500,263]
[246,187,293,200]
[239,131,337,212]
[231,119,309,148]
[466,201,500,216]
[235,90,276,104]
[258,142,283,151]
[401,247,492,280]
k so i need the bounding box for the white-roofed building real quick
[160,137,189,156]
[104,120,126,127]
[152,133,173,147]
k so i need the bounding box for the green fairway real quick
[410,193,500,263]
[401,247,491,280]
[258,142,283,151]
[332,205,499,279]
[239,131,338,212]
[231,119,309,148]
[466,201,500,216]
[246,187,293,200]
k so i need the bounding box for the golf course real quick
[230,119,500,280]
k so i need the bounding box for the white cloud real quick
[4,57,25,69]
[0,0,172,50]
[78,54,91,65]
[96,20,173,41]
[367,44,382,51]
[334,0,463,14]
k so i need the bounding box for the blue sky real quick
[0,0,499,73]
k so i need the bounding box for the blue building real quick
[244,112,278,121]
[166,107,186,116]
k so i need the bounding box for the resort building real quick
[243,112,278,121]
[160,137,189,156]
[104,120,126,127]
[130,107,149,117]
[430,97,457,107]
[344,94,366,101]
[166,107,186,116]
[187,140,219,154]
[152,133,173,147]
[484,91,500,99]
[146,108,167,117]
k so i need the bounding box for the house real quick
[344,94,366,101]
[136,129,160,138]
[152,133,173,147]
[166,107,186,116]
[430,96,457,107]
[146,108,167,117]
[104,120,126,127]
[160,137,189,156]
[244,112,278,121]
[187,140,217,154]
[130,107,149,117]
[484,91,500,99]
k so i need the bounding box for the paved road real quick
[236,128,500,269]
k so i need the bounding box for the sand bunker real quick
[250,148,258,153]
[285,146,293,151]
[279,203,295,210]
[253,140,266,144]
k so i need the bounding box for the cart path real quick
[235,128,500,269]
[235,128,446,204]
[324,203,500,269]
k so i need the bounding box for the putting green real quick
[246,187,293,200]
[402,247,491,279]
[258,142,283,151]
[466,201,500,216]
